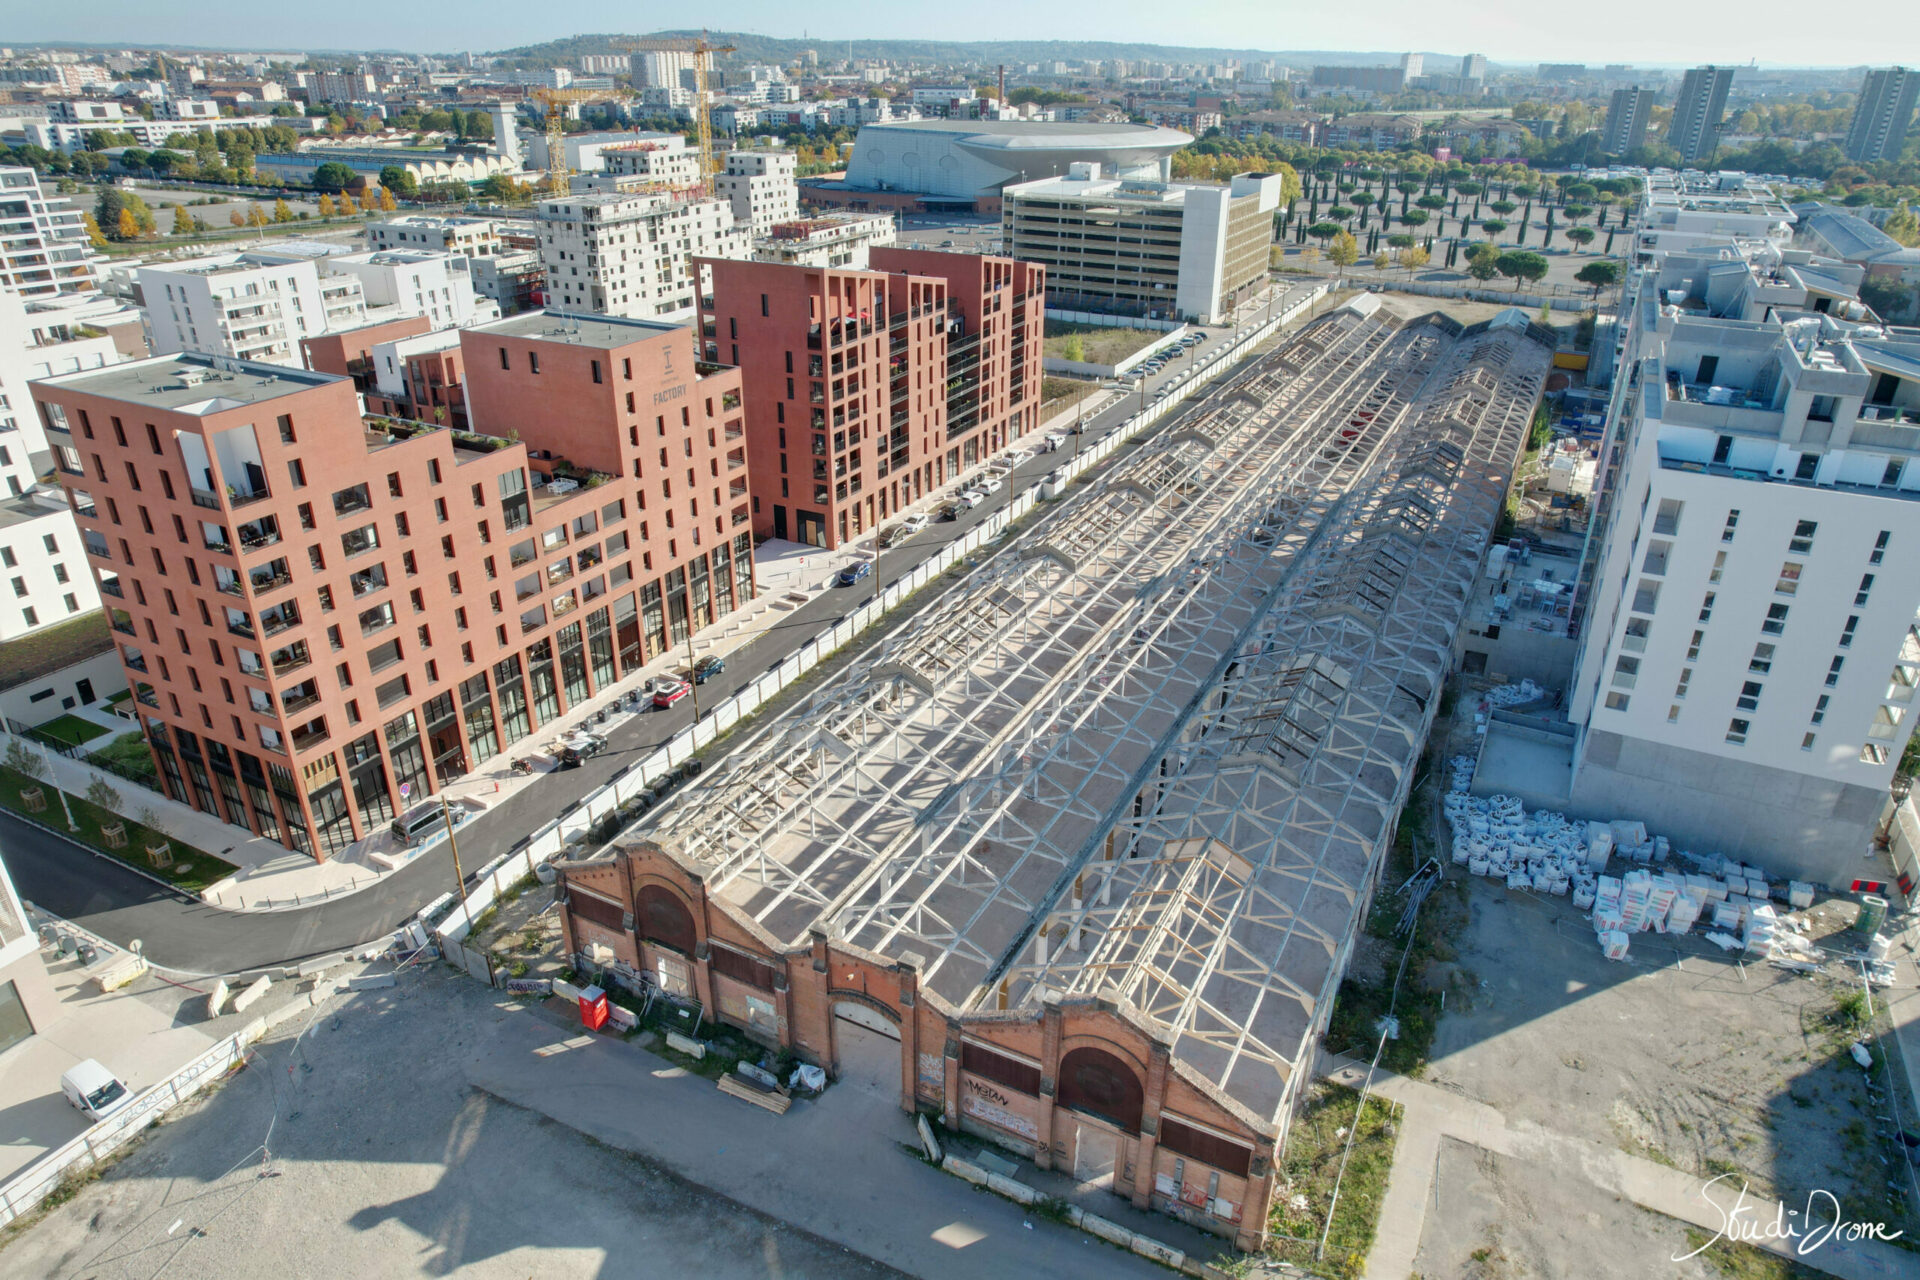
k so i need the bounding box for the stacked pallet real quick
[718,1070,792,1114]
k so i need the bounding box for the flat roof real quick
[474,310,686,349]
[38,351,337,413]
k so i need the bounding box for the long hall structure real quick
[557,298,1551,1248]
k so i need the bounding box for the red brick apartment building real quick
[696,248,1043,549]
[31,312,752,860]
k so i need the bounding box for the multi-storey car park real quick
[556,298,1551,1249]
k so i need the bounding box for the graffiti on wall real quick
[961,1076,1039,1141]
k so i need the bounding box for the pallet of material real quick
[718,1072,792,1114]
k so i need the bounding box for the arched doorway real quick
[636,885,697,997]
[830,997,901,1101]
[1058,1046,1145,1191]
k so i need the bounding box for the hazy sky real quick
[9,0,1917,66]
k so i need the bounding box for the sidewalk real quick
[1318,1050,1914,1280]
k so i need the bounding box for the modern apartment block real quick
[0,846,56,1057]
[1002,165,1281,324]
[1668,66,1735,165]
[696,247,1042,548]
[1565,284,1920,882]
[33,312,753,860]
[138,254,367,366]
[323,250,498,332]
[751,213,896,270]
[595,136,703,188]
[365,215,506,258]
[714,150,799,237]
[536,192,749,322]
[1602,86,1654,156]
[1844,67,1920,164]
[0,166,101,301]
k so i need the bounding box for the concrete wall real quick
[0,647,124,729]
[1569,728,1887,885]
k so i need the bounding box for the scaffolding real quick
[642,300,1551,1139]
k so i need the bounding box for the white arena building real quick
[841,120,1192,202]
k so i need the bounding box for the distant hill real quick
[486,31,1439,70]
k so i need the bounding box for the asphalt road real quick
[0,328,1252,975]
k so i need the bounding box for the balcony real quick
[250,567,293,595]
[99,576,123,599]
[261,605,301,637]
[135,685,159,709]
[124,653,148,673]
[109,610,135,636]
[280,685,321,715]
[189,487,224,511]
[215,575,245,597]
[289,718,330,753]
[227,617,256,639]
[270,643,312,676]
[349,567,388,598]
[236,516,282,551]
[85,535,112,560]
[1860,403,1920,428]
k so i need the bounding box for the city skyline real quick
[7,1,1919,68]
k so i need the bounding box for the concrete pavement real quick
[1319,1052,1915,1280]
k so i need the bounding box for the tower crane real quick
[613,34,738,198]
[530,87,605,193]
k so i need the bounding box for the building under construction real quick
[557,297,1551,1248]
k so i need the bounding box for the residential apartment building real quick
[752,214,896,270]
[631,50,696,91]
[0,846,56,1058]
[365,215,505,258]
[595,136,703,188]
[1002,166,1281,324]
[536,192,749,323]
[1602,86,1654,156]
[1224,110,1324,145]
[696,247,1043,549]
[1844,67,1920,164]
[1565,281,1920,882]
[714,150,800,237]
[0,166,101,301]
[1668,66,1735,165]
[468,251,546,316]
[323,250,498,332]
[137,254,367,366]
[33,312,753,860]
[1320,113,1423,150]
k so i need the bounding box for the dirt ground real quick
[468,875,568,982]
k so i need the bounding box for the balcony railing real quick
[271,650,311,677]
[216,577,245,597]
[227,618,256,639]
[251,569,293,594]
[262,610,300,637]
[189,487,224,511]
[280,690,320,715]
[289,721,330,753]
[85,538,112,560]
[99,578,123,598]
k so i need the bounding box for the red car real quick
[652,678,690,709]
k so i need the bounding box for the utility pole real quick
[437,792,470,914]
[684,619,701,720]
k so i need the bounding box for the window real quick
[1789,519,1816,555]
[1698,593,1716,623]
[1826,656,1844,687]
[1762,602,1788,635]
[1611,656,1639,689]
[528,350,539,375]
[1605,691,1630,711]
[1750,644,1775,674]
[1737,681,1762,712]
[1686,630,1704,661]
[1871,531,1890,565]
[1631,579,1661,614]
[1709,550,1726,584]
[1802,732,1816,751]
[1794,452,1819,481]
[1668,705,1681,723]
[1812,694,1829,725]
[1857,574,1875,608]
[1775,562,1801,596]
[1840,616,1859,648]
[1883,458,1904,488]
[498,346,510,370]
[1726,718,1750,745]
[1721,509,1739,542]
[1675,667,1692,699]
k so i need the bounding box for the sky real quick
[8,0,1919,67]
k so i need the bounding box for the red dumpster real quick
[578,984,609,1031]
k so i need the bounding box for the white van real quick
[61,1059,134,1122]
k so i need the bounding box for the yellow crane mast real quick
[530,87,604,193]
[613,34,738,198]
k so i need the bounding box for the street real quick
[1,316,1270,975]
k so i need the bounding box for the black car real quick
[693,655,726,684]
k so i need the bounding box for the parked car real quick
[61,1059,134,1122]
[934,501,962,522]
[957,490,987,509]
[563,730,608,759]
[836,560,873,587]
[979,476,1003,495]
[878,525,910,549]
[652,678,690,709]
[898,512,931,535]
[392,800,456,845]
[693,654,726,684]
[1003,448,1033,466]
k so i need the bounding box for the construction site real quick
[555,295,1554,1249]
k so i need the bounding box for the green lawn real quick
[1043,321,1159,367]
[88,731,161,785]
[0,761,237,894]
[0,611,113,692]
[30,714,109,748]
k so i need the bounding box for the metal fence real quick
[0,1022,258,1228]
[425,282,1329,961]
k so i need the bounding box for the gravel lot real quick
[0,967,908,1280]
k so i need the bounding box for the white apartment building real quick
[1635,173,1797,261]
[597,135,702,187]
[632,50,697,91]
[752,212,896,269]
[320,250,497,331]
[715,149,799,237]
[24,112,285,152]
[0,166,101,300]
[535,191,748,321]
[137,253,366,366]
[0,288,106,638]
[1565,279,1920,882]
[365,214,504,257]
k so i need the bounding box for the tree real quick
[1563,203,1593,224]
[1327,204,1354,222]
[1062,334,1085,362]
[379,165,418,197]
[81,211,107,248]
[1415,194,1447,211]
[272,198,294,223]
[1402,245,1430,275]
[311,161,355,192]
[1327,231,1360,281]
[246,204,269,231]
[317,193,336,217]
[171,205,194,236]
[1386,233,1415,250]
[229,208,245,227]
[1488,200,1517,217]
[1372,251,1390,271]
[1306,220,1341,243]
[85,777,122,812]
[1496,250,1550,285]
[1576,260,1622,297]
[378,187,397,212]
[1399,210,1429,228]
[1885,206,1920,248]
[5,738,47,780]
[1479,219,1508,237]
[1565,227,1596,251]
[1466,243,1502,282]
[115,207,140,240]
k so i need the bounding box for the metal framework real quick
[642,298,1551,1138]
